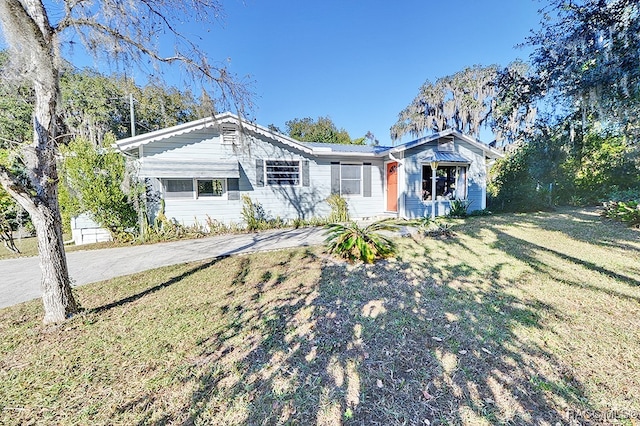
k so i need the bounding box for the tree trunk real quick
[27,56,80,324]
[32,199,78,323]
[0,174,78,323]
[0,0,79,323]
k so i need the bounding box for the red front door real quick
[386,162,398,212]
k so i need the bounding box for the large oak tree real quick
[391,63,537,145]
[528,0,640,139]
[0,0,250,323]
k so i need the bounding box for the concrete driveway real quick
[0,227,326,309]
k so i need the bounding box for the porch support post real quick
[430,160,438,219]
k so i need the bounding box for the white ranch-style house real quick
[71,112,502,244]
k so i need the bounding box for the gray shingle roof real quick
[301,142,392,154]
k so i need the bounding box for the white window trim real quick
[163,178,195,200]
[264,159,302,187]
[163,178,229,200]
[339,162,363,197]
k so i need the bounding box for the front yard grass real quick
[0,235,125,260]
[1,208,639,425]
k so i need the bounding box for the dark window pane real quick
[197,179,225,197]
[265,160,300,185]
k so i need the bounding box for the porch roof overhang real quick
[139,158,240,178]
[420,151,472,164]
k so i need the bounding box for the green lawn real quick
[1,208,639,425]
[0,235,125,260]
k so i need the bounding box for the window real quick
[197,179,226,197]
[163,178,229,199]
[164,179,194,198]
[265,160,300,185]
[421,165,466,201]
[341,164,361,195]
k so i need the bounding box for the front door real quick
[386,162,398,212]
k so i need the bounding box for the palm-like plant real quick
[448,199,472,218]
[324,220,397,264]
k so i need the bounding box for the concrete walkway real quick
[0,227,326,309]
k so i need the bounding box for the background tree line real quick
[392,0,640,213]
[489,0,640,211]
[0,58,213,148]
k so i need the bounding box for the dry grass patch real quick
[0,235,134,260]
[1,208,639,425]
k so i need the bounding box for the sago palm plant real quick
[324,220,397,263]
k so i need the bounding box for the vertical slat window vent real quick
[221,124,237,144]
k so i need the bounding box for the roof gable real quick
[386,129,503,159]
[114,112,314,155]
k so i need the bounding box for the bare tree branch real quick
[0,0,249,323]
[0,165,37,210]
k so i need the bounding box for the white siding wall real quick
[459,143,487,212]
[137,128,488,226]
[400,138,487,219]
[317,157,386,220]
[141,129,387,226]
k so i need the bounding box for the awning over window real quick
[138,158,240,178]
[422,152,471,164]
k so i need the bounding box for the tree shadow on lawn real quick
[480,207,640,254]
[449,216,640,411]
[175,248,593,425]
[90,256,230,314]
[452,220,640,294]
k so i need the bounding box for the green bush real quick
[0,190,20,252]
[487,127,640,211]
[424,221,456,239]
[488,143,555,212]
[601,201,640,227]
[467,209,492,217]
[326,194,350,222]
[140,200,209,242]
[0,187,31,236]
[241,195,285,231]
[205,215,243,235]
[405,217,457,239]
[60,136,139,241]
[324,220,396,264]
[604,187,640,203]
[448,199,472,218]
[291,216,330,228]
[568,133,638,203]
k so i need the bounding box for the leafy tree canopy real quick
[0,63,208,148]
[391,63,537,144]
[528,0,640,136]
[59,136,138,240]
[285,116,364,145]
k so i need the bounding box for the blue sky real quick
[5,1,544,145]
[199,0,544,145]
